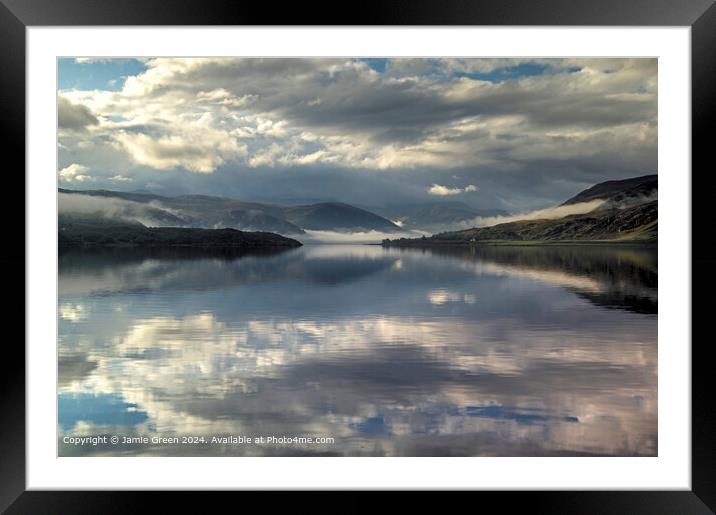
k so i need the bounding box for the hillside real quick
[58,214,302,248]
[383,175,657,246]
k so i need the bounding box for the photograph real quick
[57,56,658,458]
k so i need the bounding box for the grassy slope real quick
[384,201,657,246]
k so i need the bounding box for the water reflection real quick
[58,244,657,456]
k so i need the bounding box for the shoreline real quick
[381,239,657,248]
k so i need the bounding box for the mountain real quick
[281,202,401,232]
[383,175,657,246]
[562,174,657,206]
[58,213,302,248]
[376,201,507,232]
[58,189,402,235]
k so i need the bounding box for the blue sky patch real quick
[356,58,387,73]
[465,404,578,425]
[58,58,147,91]
[58,392,149,430]
[349,415,391,435]
[455,63,553,83]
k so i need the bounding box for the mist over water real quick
[58,244,657,456]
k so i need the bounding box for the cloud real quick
[57,57,657,210]
[59,303,88,322]
[112,120,246,173]
[58,96,98,131]
[109,175,133,182]
[429,184,462,196]
[58,163,93,183]
[428,183,478,196]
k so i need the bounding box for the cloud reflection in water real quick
[58,244,657,456]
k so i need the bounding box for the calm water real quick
[58,244,657,456]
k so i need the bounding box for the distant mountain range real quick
[383,175,657,246]
[59,188,403,235]
[59,175,657,245]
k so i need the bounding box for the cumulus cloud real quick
[59,303,88,322]
[58,163,93,183]
[58,96,98,131]
[429,184,462,196]
[428,184,478,196]
[58,57,657,209]
[110,112,247,173]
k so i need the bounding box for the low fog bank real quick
[302,229,421,244]
[58,193,184,227]
[458,199,607,230]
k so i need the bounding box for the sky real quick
[58,57,657,212]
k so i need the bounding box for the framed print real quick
[4,0,715,511]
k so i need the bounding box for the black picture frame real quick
[3,0,714,512]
